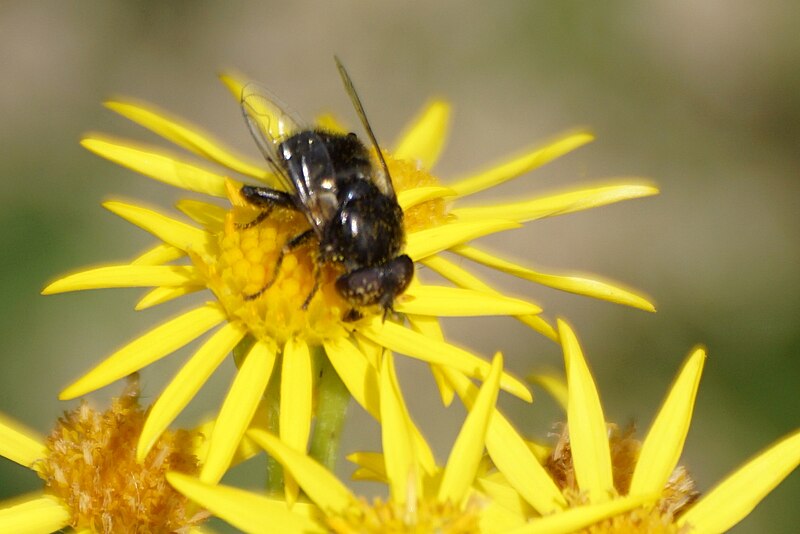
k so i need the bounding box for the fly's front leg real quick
[237,186,297,229]
[243,228,316,301]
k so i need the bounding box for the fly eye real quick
[385,255,414,293]
[335,256,414,309]
[335,267,382,307]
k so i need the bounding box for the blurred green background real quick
[1,2,798,532]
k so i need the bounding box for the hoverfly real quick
[238,58,413,320]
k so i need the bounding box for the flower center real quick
[35,381,202,533]
[544,424,699,533]
[326,497,480,534]
[383,152,449,232]
[202,201,351,347]
[197,152,447,347]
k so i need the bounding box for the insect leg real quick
[237,186,297,229]
[301,259,322,310]
[243,228,315,301]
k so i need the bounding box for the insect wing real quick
[240,82,303,192]
[334,57,396,200]
[241,83,337,234]
[280,130,339,231]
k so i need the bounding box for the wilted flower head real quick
[0,379,205,534]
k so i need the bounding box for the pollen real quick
[35,379,203,534]
[383,152,449,232]
[325,496,480,534]
[544,424,699,533]
[200,201,349,347]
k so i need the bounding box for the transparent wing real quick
[241,82,337,234]
[334,57,396,199]
[240,82,304,192]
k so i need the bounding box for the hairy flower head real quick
[0,379,204,534]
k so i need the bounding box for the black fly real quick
[237,58,413,320]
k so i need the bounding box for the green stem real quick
[309,346,350,472]
[236,335,285,494]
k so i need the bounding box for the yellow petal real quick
[453,245,656,312]
[323,337,379,419]
[0,493,71,534]
[516,314,559,342]
[397,186,455,213]
[200,341,276,484]
[103,100,267,179]
[355,334,383,369]
[629,347,705,496]
[421,254,558,341]
[677,429,800,534]
[325,336,437,476]
[442,366,566,514]
[527,371,568,412]
[525,438,553,463]
[351,467,381,482]
[60,303,226,400]
[396,285,541,317]
[421,254,493,292]
[137,321,246,460]
[81,136,229,197]
[379,353,421,505]
[315,112,347,133]
[167,472,323,534]
[280,338,314,504]
[346,451,387,481]
[405,219,521,261]
[103,201,212,255]
[438,353,502,506]
[247,429,356,515]
[192,417,265,471]
[508,494,653,534]
[175,199,227,229]
[219,72,247,100]
[451,182,658,223]
[135,285,203,311]
[406,314,455,407]
[475,474,535,519]
[448,130,594,197]
[131,243,185,265]
[0,414,45,468]
[360,320,532,402]
[559,319,614,502]
[42,265,200,294]
[479,499,528,534]
[392,100,450,169]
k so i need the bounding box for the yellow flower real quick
[476,321,800,533]
[42,72,655,490]
[168,352,507,534]
[0,379,205,534]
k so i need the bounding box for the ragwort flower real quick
[479,321,800,533]
[42,71,655,488]
[168,352,507,534]
[0,379,205,534]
